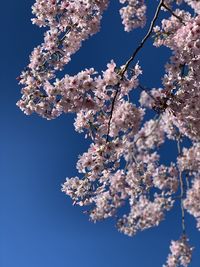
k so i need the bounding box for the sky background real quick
[0,1,199,267]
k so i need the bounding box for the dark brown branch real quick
[105,0,164,142]
[120,0,164,76]
[162,2,185,25]
[106,85,119,142]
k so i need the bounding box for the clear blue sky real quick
[0,1,199,267]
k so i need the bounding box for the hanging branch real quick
[120,0,164,76]
[105,0,164,142]
[177,134,186,235]
[162,2,186,25]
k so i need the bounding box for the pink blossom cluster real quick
[164,236,193,267]
[18,1,200,266]
[117,194,173,236]
[185,0,200,14]
[184,178,200,230]
[17,0,109,117]
[119,0,147,31]
[153,11,200,141]
[17,60,141,120]
[179,144,200,231]
[178,143,200,173]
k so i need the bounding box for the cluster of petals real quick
[185,0,200,14]
[119,0,147,31]
[184,178,200,230]
[117,194,174,236]
[153,11,200,141]
[163,236,193,267]
[17,60,141,121]
[17,0,109,118]
[178,143,200,173]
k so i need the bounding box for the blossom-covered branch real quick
[17,1,200,266]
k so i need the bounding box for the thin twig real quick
[105,0,164,142]
[106,85,120,142]
[120,0,164,76]
[162,2,185,25]
[177,135,186,235]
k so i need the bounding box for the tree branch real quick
[105,0,164,142]
[177,134,186,235]
[121,0,164,76]
[162,2,185,25]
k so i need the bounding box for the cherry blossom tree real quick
[17,1,200,266]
